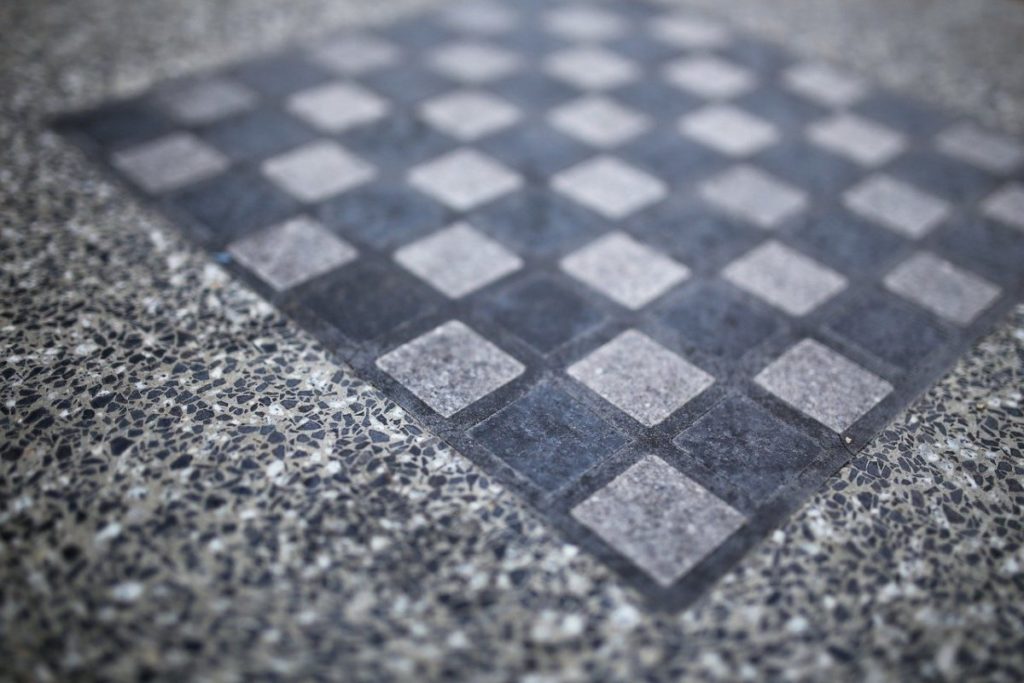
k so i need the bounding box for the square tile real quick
[852,90,953,138]
[232,53,333,98]
[568,330,714,426]
[672,396,820,513]
[548,96,650,148]
[807,113,906,167]
[733,86,829,137]
[544,47,640,91]
[981,183,1024,230]
[755,339,893,432]
[339,110,455,170]
[490,275,607,353]
[470,383,627,491]
[884,252,1001,326]
[308,34,400,75]
[935,122,1024,174]
[843,174,950,238]
[286,82,389,133]
[887,149,998,203]
[620,131,728,186]
[655,281,781,359]
[155,77,256,125]
[572,455,744,586]
[828,291,947,370]
[175,169,300,239]
[472,188,609,258]
[679,104,779,157]
[722,240,848,316]
[663,56,755,100]
[409,148,523,211]
[316,183,450,250]
[418,90,521,141]
[199,108,317,163]
[561,231,689,309]
[377,320,524,417]
[488,71,578,111]
[752,139,861,198]
[782,62,867,108]
[789,208,907,275]
[544,5,627,42]
[441,1,518,35]
[480,123,593,179]
[73,100,173,149]
[228,216,357,291]
[699,164,808,228]
[394,222,523,298]
[552,156,667,219]
[112,133,228,194]
[261,141,376,203]
[359,63,454,105]
[649,13,729,49]
[429,41,522,83]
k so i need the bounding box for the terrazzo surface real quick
[2,0,1024,680]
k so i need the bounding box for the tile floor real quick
[57,0,1024,608]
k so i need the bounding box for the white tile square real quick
[755,339,892,433]
[544,5,627,42]
[699,165,808,228]
[544,47,639,91]
[663,56,755,100]
[261,140,375,202]
[552,156,667,219]
[441,1,518,34]
[156,78,256,125]
[722,240,847,316]
[309,34,400,75]
[649,14,729,49]
[419,90,521,141]
[981,183,1024,230]
[286,81,389,133]
[936,123,1024,174]
[843,174,950,238]
[409,148,522,211]
[807,114,906,167]
[429,41,522,83]
[783,62,867,108]
[395,222,523,298]
[680,105,779,157]
[112,132,228,194]
[548,96,650,148]
[228,217,357,291]
[568,330,713,426]
[884,252,1001,326]
[560,231,690,309]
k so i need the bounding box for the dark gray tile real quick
[851,90,954,138]
[790,207,907,276]
[316,183,450,250]
[72,99,173,149]
[175,168,300,240]
[753,139,863,198]
[887,149,999,204]
[937,216,1024,286]
[479,122,593,179]
[338,110,456,171]
[488,275,607,353]
[199,107,317,163]
[232,53,334,98]
[732,85,829,137]
[620,131,729,189]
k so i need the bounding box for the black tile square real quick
[316,183,451,250]
[827,290,948,371]
[789,207,907,276]
[936,217,1024,286]
[470,382,627,491]
[851,91,954,138]
[359,64,453,105]
[300,261,439,343]
[489,72,577,111]
[606,34,679,67]
[716,38,793,75]
[620,131,729,186]
[887,149,998,204]
[488,275,608,353]
[671,395,820,514]
[754,139,863,198]
[611,81,703,124]
[376,15,455,52]
[734,85,829,137]
[199,107,317,163]
[232,53,334,98]
[175,169,300,242]
[655,280,781,359]
[338,110,456,171]
[472,187,610,258]
[70,99,172,149]
[479,123,592,180]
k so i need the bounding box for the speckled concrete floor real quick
[1,1,1023,682]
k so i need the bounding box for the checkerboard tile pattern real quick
[59,0,1024,612]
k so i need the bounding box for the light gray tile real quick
[699,164,808,228]
[663,55,755,99]
[394,222,522,298]
[377,320,524,417]
[568,330,713,426]
[723,241,847,316]
[156,77,256,125]
[429,41,522,83]
[544,5,627,42]
[783,62,867,108]
[936,123,1024,174]
[808,113,906,167]
[680,105,779,157]
[112,132,228,194]
[548,96,650,148]
[261,140,375,202]
[649,13,729,49]
[419,90,521,141]
[441,1,518,34]
[884,252,1001,326]
[572,455,744,586]
[843,174,950,239]
[560,232,689,309]
[286,81,389,133]
[409,148,522,211]
[755,339,892,433]
[543,47,639,91]
[228,216,357,291]
[308,34,400,75]
[552,156,666,219]
[981,183,1024,230]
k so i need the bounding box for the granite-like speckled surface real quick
[2,0,1023,681]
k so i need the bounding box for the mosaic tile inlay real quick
[57,0,1024,610]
